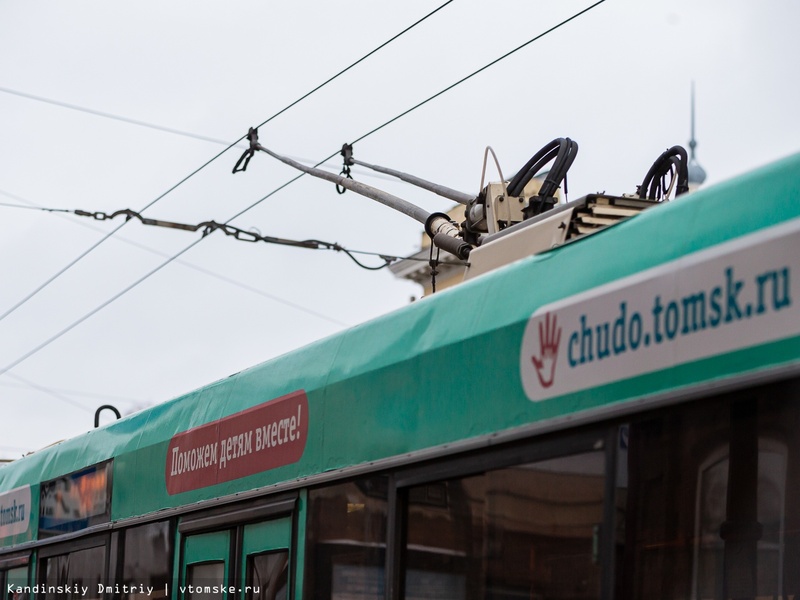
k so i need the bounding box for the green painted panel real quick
[184,529,230,564]
[0,152,798,535]
[240,517,292,599]
[6,565,28,588]
[241,518,291,556]
[182,530,230,600]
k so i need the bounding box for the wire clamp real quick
[336,143,354,194]
[232,127,260,174]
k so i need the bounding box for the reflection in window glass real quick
[39,461,112,538]
[618,388,800,600]
[121,521,173,600]
[405,451,606,600]
[5,566,28,600]
[187,562,224,600]
[305,477,388,600]
[43,545,106,600]
[248,551,288,600]
[692,447,786,599]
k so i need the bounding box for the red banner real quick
[165,390,308,495]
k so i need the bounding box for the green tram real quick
[2,152,799,600]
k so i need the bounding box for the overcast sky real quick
[0,0,798,460]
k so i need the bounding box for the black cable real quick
[0,238,204,380]
[237,2,605,234]
[0,199,428,379]
[507,140,562,197]
[0,1,456,329]
[508,138,580,198]
[1,3,459,146]
[0,141,242,324]
[0,0,606,380]
[344,0,606,146]
[638,146,689,200]
[0,213,128,323]
[547,142,572,196]
[250,0,456,133]
[541,139,578,199]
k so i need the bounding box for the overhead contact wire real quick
[0,0,605,379]
[0,1,456,327]
[251,0,456,131]
[347,0,606,145]
[0,86,240,149]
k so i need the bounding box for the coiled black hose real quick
[638,145,689,200]
[507,137,578,199]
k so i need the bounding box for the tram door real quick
[180,513,293,600]
[183,530,231,600]
[241,518,291,600]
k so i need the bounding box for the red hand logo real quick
[531,312,561,388]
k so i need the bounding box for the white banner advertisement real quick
[520,219,800,401]
[0,484,31,538]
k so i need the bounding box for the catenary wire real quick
[0,378,146,406]
[0,0,607,386]
[232,0,608,219]
[69,207,425,268]
[5,372,93,412]
[0,190,353,405]
[0,0,456,328]
[0,196,429,270]
[346,0,606,146]
[0,86,242,149]
[0,188,352,327]
[0,185,423,377]
[0,2,457,145]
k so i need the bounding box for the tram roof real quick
[2,152,799,536]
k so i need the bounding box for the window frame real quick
[176,493,299,600]
[1,553,31,600]
[384,425,621,600]
[36,532,111,600]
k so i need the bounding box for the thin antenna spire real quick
[687,81,707,187]
[689,81,698,158]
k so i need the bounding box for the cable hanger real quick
[233,128,473,261]
[336,144,355,195]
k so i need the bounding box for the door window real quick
[180,512,292,600]
[246,551,289,600]
[403,450,606,600]
[3,565,28,600]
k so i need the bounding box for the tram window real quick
[247,551,288,600]
[404,451,606,600]
[4,566,28,600]
[304,477,388,600]
[617,382,800,600]
[42,544,105,600]
[39,461,112,538]
[120,521,173,600]
[187,562,224,600]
